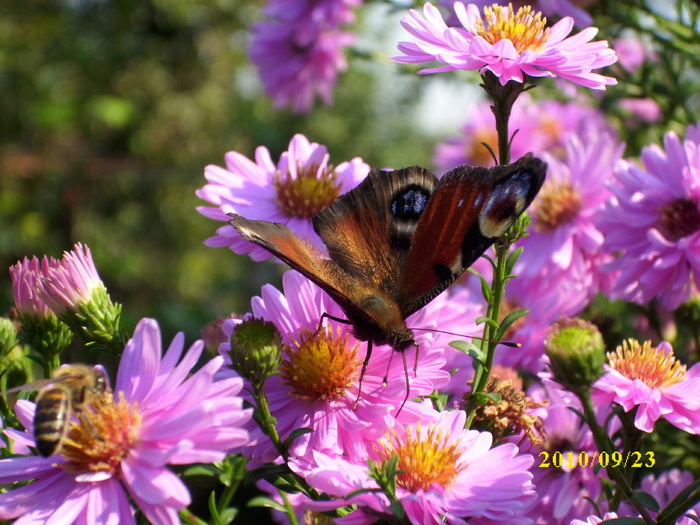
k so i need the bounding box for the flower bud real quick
[545,317,606,395]
[228,318,282,384]
[38,244,123,353]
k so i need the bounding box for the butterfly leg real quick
[396,350,411,416]
[353,340,374,410]
[314,312,351,338]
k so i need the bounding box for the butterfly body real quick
[230,153,546,355]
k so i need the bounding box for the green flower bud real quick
[545,317,606,395]
[229,318,282,384]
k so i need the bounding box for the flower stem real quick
[578,393,656,524]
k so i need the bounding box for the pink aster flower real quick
[513,130,624,302]
[618,97,662,124]
[592,339,700,434]
[297,407,535,525]
[433,94,613,170]
[440,1,594,28]
[249,4,355,113]
[599,124,700,309]
[218,270,451,468]
[0,318,251,525]
[9,256,58,319]
[393,2,617,89]
[36,243,104,316]
[197,133,368,261]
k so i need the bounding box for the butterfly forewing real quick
[397,154,547,317]
[312,166,438,297]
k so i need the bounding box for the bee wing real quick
[0,375,84,397]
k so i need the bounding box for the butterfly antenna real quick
[410,327,520,348]
[354,340,373,410]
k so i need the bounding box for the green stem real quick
[465,74,528,427]
[252,383,285,458]
[578,393,656,524]
[216,458,247,516]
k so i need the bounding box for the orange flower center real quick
[376,423,466,492]
[279,327,361,400]
[60,392,141,476]
[607,339,687,389]
[474,4,550,54]
[273,163,340,218]
[533,180,582,232]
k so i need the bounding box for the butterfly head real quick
[351,293,415,352]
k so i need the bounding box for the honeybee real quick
[3,364,110,457]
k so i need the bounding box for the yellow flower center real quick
[273,163,340,218]
[467,128,499,166]
[376,423,466,492]
[607,339,687,389]
[60,392,141,476]
[533,180,582,232]
[474,4,550,54]
[279,327,361,400]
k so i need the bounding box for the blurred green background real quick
[0,0,439,344]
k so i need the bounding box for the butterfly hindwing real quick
[397,154,547,317]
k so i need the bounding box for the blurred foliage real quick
[0,0,435,343]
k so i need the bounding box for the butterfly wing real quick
[312,166,438,298]
[228,214,360,313]
[397,153,547,317]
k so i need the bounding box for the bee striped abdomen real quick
[34,387,71,457]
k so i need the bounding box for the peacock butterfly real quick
[229,153,546,401]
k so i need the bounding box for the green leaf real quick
[473,392,501,405]
[182,465,219,478]
[505,246,523,275]
[248,496,287,512]
[449,341,487,366]
[467,268,492,302]
[282,427,314,452]
[475,316,499,330]
[629,491,660,512]
[496,308,529,340]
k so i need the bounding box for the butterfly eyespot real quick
[391,186,431,219]
[479,169,535,238]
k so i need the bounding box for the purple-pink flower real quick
[513,130,624,302]
[592,340,700,434]
[9,256,58,319]
[218,271,451,468]
[393,2,617,89]
[249,0,358,112]
[297,407,535,524]
[197,134,368,261]
[0,319,251,525]
[434,95,614,170]
[600,124,700,309]
[34,243,104,316]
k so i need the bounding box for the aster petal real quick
[116,318,161,401]
[122,458,190,507]
[85,479,134,525]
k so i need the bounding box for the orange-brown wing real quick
[397,153,547,317]
[312,166,439,299]
[229,213,377,326]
